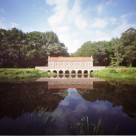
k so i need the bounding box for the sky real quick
[0,0,136,53]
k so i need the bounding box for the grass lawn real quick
[0,67,136,82]
[0,68,54,82]
[92,67,136,82]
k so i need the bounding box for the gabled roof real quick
[48,57,93,61]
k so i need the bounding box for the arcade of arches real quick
[47,56,93,74]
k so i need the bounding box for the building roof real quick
[48,56,93,61]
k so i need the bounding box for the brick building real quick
[35,56,106,74]
[43,56,94,74]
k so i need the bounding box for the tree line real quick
[71,28,136,67]
[0,28,69,68]
[0,27,136,68]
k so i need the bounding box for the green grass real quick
[0,68,55,81]
[92,67,136,81]
[1,67,136,82]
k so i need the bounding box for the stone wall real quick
[48,60,93,69]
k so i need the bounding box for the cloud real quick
[45,0,89,52]
[0,17,21,30]
[11,22,20,28]
[109,17,118,25]
[90,18,108,29]
[75,15,88,30]
[45,0,121,52]
[110,12,136,38]
[0,17,8,29]
[96,4,104,15]
[1,0,135,54]
[90,100,123,114]
[96,0,113,15]
[45,0,136,53]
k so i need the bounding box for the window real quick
[72,62,75,65]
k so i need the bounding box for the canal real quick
[0,75,136,135]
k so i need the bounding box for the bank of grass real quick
[0,68,55,82]
[92,67,136,81]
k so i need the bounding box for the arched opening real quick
[90,70,93,77]
[53,70,57,77]
[78,74,82,78]
[59,70,63,74]
[84,74,88,78]
[53,75,57,78]
[47,70,51,76]
[53,70,57,74]
[71,74,76,78]
[65,74,69,78]
[84,70,88,74]
[71,70,76,75]
[90,70,93,73]
[65,70,70,74]
[59,74,63,78]
[77,70,82,74]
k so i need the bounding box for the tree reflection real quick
[77,81,136,118]
[0,82,65,119]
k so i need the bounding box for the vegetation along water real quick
[0,68,136,82]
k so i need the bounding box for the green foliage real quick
[92,68,136,81]
[71,116,102,135]
[0,28,69,68]
[72,41,113,66]
[0,68,50,80]
[121,28,136,66]
[72,27,136,67]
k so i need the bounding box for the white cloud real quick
[96,0,113,15]
[96,4,104,15]
[11,22,20,28]
[48,11,67,28]
[90,18,108,29]
[111,12,136,38]
[21,26,34,32]
[75,15,88,30]
[60,100,69,106]
[0,17,21,30]
[59,31,83,53]
[0,17,8,29]
[45,0,89,52]
[109,17,118,25]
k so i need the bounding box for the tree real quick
[0,28,69,68]
[72,41,112,66]
[111,38,125,66]
[120,28,136,66]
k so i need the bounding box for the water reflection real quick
[0,76,136,135]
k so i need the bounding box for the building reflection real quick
[37,74,105,89]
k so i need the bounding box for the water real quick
[0,75,136,135]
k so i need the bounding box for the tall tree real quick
[0,28,69,68]
[120,27,136,66]
[111,38,125,66]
